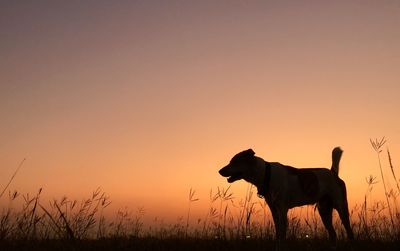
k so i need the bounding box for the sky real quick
[1,1,400,220]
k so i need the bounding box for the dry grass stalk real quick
[387,149,400,195]
[0,158,26,199]
[185,188,199,238]
[370,137,395,231]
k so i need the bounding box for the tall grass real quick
[370,137,400,238]
[0,158,25,199]
[185,188,199,238]
[1,140,400,244]
[370,137,395,229]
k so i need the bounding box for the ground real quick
[1,238,399,251]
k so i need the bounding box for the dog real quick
[219,147,353,246]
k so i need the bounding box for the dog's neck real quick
[244,157,270,195]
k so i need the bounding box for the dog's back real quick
[268,163,342,208]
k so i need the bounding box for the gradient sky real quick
[1,1,400,219]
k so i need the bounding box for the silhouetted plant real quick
[387,149,400,195]
[216,186,233,239]
[185,188,199,238]
[370,137,396,233]
[0,159,25,199]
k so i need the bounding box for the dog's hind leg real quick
[336,181,354,240]
[337,201,354,240]
[317,198,337,242]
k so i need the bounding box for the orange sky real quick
[1,1,400,220]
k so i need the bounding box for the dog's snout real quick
[219,165,230,177]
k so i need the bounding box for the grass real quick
[2,238,400,251]
[1,138,400,250]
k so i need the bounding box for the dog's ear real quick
[245,149,255,156]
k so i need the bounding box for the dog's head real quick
[219,149,256,183]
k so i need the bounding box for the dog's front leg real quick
[270,205,288,250]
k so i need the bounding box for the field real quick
[1,139,399,250]
[1,238,399,251]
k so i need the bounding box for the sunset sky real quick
[1,1,400,220]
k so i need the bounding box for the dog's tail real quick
[331,147,343,175]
